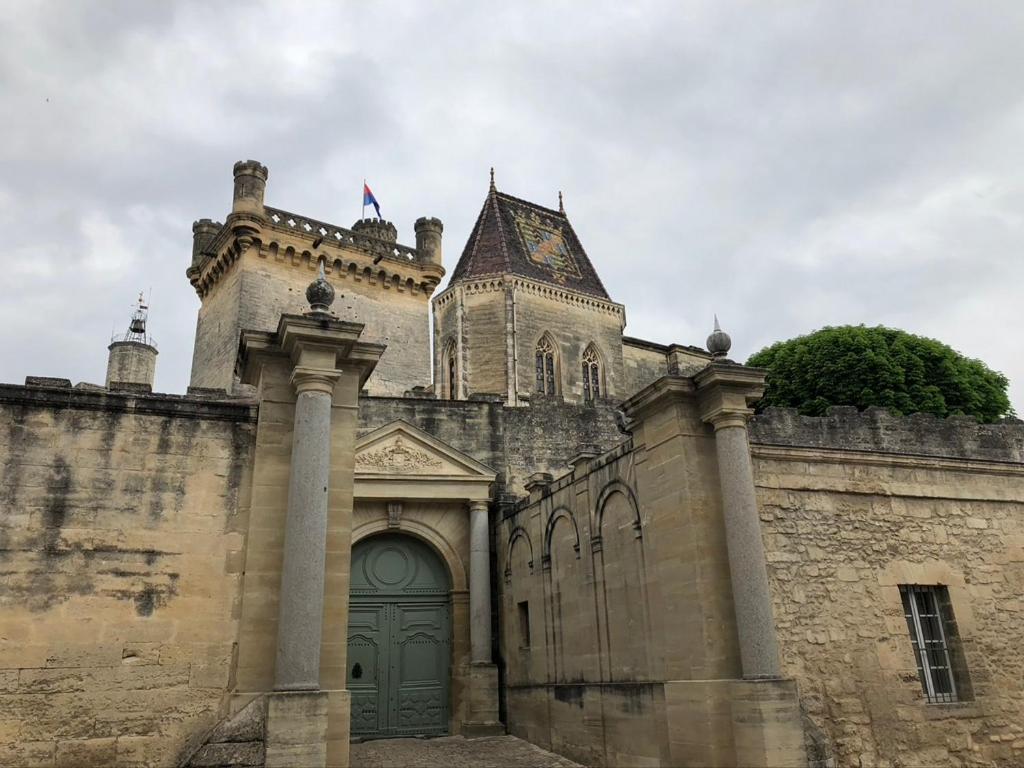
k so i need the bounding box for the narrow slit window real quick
[518,600,531,647]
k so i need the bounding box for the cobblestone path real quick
[350,734,585,768]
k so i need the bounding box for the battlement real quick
[264,207,420,264]
[749,405,1024,464]
[352,217,398,243]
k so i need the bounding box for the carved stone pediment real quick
[355,436,444,474]
[354,420,497,480]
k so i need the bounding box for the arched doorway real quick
[348,533,452,739]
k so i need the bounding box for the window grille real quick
[535,337,556,394]
[582,346,601,401]
[900,585,965,703]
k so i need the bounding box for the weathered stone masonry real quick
[750,407,1024,768]
[0,380,255,768]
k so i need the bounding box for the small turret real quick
[106,294,158,391]
[414,217,443,265]
[231,160,268,217]
[191,218,221,269]
[352,218,398,243]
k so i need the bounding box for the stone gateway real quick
[0,161,1021,768]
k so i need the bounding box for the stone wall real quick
[191,241,434,397]
[751,407,1024,768]
[190,260,245,392]
[495,444,674,767]
[510,287,625,403]
[358,394,626,496]
[621,338,667,397]
[0,381,255,768]
[432,279,627,405]
[621,338,712,400]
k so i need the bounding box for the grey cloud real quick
[0,1,1020,411]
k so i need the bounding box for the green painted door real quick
[347,534,451,739]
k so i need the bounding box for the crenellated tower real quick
[186,161,445,395]
[432,176,627,405]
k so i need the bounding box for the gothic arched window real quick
[443,340,458,399]
[582,345,601,402]
[535,336,557,395]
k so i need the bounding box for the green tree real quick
[746,326,1013,423]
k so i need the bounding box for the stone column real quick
[274,368,339,691]
[708,411,782,680]
[469,500,492,663]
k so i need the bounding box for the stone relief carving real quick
[355,436,444,474]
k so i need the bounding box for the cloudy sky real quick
[2,1,1021,412]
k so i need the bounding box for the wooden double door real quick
[347,534,452,739]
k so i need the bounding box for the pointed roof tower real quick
[449,175,611,299]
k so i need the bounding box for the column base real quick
[664,678,807,767]
[730,677,807,768]
[461,662,504,737]
[265,690,329,768]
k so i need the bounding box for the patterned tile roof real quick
[449,184,611,299]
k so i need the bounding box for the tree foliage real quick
[746,325,1013,423]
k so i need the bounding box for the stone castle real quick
[0,160,1022,768]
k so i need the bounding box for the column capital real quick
[468,499,489,514]
[290,366,340,396]
[694,362,766,430]
[702,408,754,432]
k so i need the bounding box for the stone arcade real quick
[0,161,1022,768]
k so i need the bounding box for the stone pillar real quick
[469,500,492,663]
[274,369,339,691]
[463,499,502,735]
[238,309,385,768]
[696,363,782,680]
[708,413,781,679]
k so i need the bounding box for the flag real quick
[363,183,381,219]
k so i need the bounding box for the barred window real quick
[535,336,556,394]
[900,585,970,703]
[582,346,601,402]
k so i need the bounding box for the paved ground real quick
[350,735,585,768]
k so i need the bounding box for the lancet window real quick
[582,345,601,402]
[535,336,557,395]
[444,340,458,399]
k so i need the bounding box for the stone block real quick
[55,737,117,768]
[189,741,264,767]
[265,690,328,768]
[730,678,808,768]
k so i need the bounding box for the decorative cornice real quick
[433,273,625,319]
[750,443,1024,477]
[189,208,445,299]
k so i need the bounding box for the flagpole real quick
[361,178,366,221]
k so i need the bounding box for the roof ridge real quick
[494,190,564,218]
[491,188,512,268]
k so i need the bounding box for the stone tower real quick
[106,294,158,390]
[433,177,626,404]
[187,161,445,395]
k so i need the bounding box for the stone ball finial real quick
[706,314,732,359]
[305,259,335,315]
